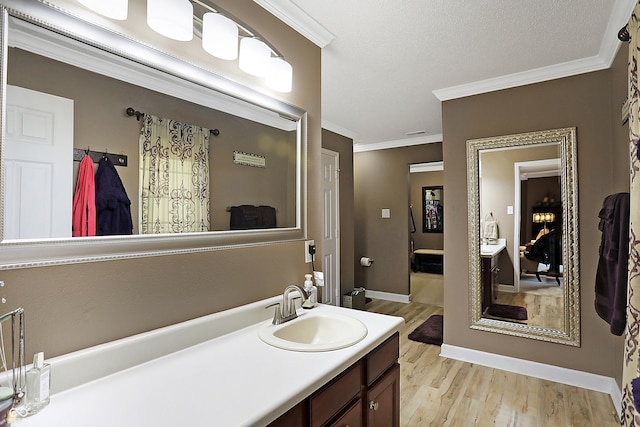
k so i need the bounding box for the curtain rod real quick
[125,107,220,136]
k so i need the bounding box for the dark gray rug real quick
[408,314,443,346]
[487,304,528,320]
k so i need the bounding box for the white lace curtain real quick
[139,114,210,234]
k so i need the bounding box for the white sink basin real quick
[258,311,368,352]
[481,243,505,255]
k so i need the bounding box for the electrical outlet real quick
[305,240,315,263]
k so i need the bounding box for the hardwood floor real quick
[494,276,564,330]
[365,299,619,427]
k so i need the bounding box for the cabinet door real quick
[366,364,399,427]
[328,399,362,427]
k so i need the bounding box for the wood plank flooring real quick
[494,276,564,331]
[365,299,619,427]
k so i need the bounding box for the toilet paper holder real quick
[360,256,374,267]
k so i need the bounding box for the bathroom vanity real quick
[270,332,400,426]
[480,240,506,313]
[14,298,403,426]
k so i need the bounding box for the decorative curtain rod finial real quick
[619,25,630,42]
[125,107,143,121]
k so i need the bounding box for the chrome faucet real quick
[266,285,309,325]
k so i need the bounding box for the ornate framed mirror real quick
[467,127,580,346]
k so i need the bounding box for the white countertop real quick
[15,300,403,427]
[480,238,507,258]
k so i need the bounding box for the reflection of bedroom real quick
[492,174,564,331]
[519,175,563,287]
[477,143,565,330]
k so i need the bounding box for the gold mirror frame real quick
[466,127,580,346]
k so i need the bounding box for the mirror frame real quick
[0,0,308,269]
[466,127,580,346]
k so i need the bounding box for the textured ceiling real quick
[284,0,635,149]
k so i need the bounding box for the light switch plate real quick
[381,209,390,218]
[507,205,513,215]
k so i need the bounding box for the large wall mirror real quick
[467,127,580,346]
[0,0,307,269]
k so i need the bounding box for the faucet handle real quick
[265,302,282,325]
[288,296,301,317]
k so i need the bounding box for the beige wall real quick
[410,171,444,251]
[354,144,443,295]
[2,0,321,358]
[443,46,628,384]
[322,130,356,295]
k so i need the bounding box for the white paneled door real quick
[4,85,74,239]
[321,149,340,305]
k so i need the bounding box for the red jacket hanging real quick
[72,155,97,237]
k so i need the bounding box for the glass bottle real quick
[25,352,50,415]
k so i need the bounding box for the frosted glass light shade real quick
[78,0,128,20]
[239,38,271,77]
[266,58,293,93]
[147,0,193,41]
[202,13,239,60]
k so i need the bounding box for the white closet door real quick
[4,85,74,239]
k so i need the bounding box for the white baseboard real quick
[365,290,410,304]
[440,344,622,418]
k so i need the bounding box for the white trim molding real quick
[353,133,443,153]
[323,119,359,141]
[252,0,335,48]
[410,161,444,173]
[440,344,622,418]
[364,290,410,304]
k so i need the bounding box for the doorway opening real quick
[409,161,444,307]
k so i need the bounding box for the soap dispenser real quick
[25,352,50,416]
[303,274,317,308]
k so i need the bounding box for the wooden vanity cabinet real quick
[481,254,500,312]
[269,332,399,427]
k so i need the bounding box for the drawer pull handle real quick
[369,400,379,411]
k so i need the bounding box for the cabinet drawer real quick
[310,361,362,427]
[328,399,362,427]
[366,333,399,385]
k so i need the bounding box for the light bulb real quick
[202,13,239,60]
[147,0,193,41]
[266,57,293,92]
[239,38,271,77]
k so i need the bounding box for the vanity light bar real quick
[76,0,292,92]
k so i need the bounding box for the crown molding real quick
[322,119,359,140]
[410,162,444,173]
[434,0,636,101]
[433,55,610,101]
[253,0,335,48]
[353,134,443,153]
